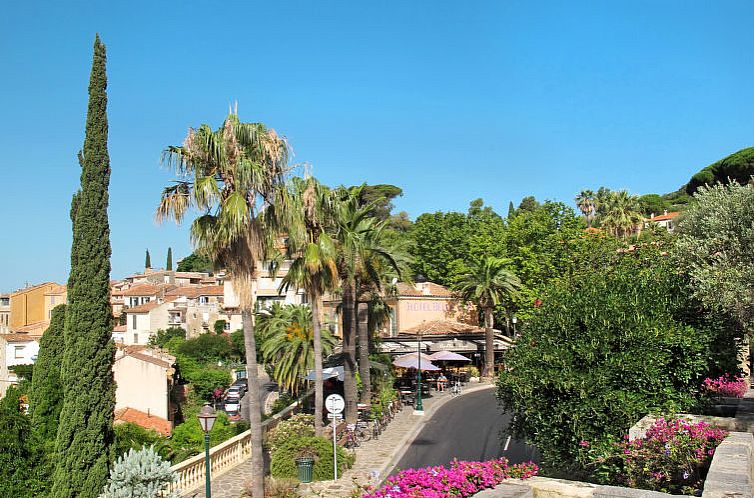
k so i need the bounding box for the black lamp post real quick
[415,331,424,413]
[198,403,218,498]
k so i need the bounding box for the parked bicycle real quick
[451,380,462,397]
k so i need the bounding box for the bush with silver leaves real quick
[100,446,179,498]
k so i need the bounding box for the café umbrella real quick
[428,351,471,362]
[392,354,441,371]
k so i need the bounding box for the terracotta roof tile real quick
[396,282,452,298]
[401,319,486,336]
[124,297,176,314]
[647,211,680,222]
[166,285,224,298]
[11,321,49,335]
[114,408,172,436]
[121,283,176,297]
[11,282,58,296]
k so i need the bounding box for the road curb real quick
[376,382,496,481]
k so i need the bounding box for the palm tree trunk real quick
[357,291,371,405]
[242,309,265,498]
[342,282,358,424]
[482,307,495,379]
[311,293,324,437]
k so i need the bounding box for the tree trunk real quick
[482,307,495,379]
[342,282,358,424]
[242,309,265,498]
[357,292,371,405]
[311,293,324,437]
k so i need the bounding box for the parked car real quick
[225,385,245,399]
[232,378,248,393]
[223,400,241,421]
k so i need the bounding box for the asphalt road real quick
[391,388,539,473]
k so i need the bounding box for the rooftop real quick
[401,319,486,336]
[396,282,452,298]
[114,407,172,436]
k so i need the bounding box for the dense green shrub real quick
[177,333,232,363]
[169,410,239,463]
[113,422,165,460]
[497,240,713,476]
[148,327,186,349]
[267,414,315,453]
[270,435,353,481]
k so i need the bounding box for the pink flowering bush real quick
[361,458,538,498]
[584,418,728,495]
[702,374,748,398]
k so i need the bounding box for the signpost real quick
[325,394,345,480]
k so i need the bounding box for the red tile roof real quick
[1,332,43,343]
[124,297,176,314]
[396,282,452,298]
[166,285,224,298]
[114,408,172,436]
[648,211,680,222]
[115,347,175,369]
[122,283,175,297]
[401,319,485,336]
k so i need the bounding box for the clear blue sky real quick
[2,1,753,291]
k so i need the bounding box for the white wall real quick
[113,353,170,420]
[0,336,9,399]
[5,339,40,367]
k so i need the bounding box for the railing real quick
[168,394,310,496]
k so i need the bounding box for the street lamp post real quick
[198,403,218,498]
[415,331,424,413]
[512,316,518,337]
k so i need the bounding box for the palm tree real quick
[279,176,339,436]
[575,190,596,228]
[352,225,411,405]
[256,303,337,395]
[156,111,292,498]
[599,190,642,238]
[454,256,521,379]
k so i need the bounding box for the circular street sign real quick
[325,394,345,414]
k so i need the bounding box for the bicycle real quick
[451,380,462,397]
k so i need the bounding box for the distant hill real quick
[685,147,754,195]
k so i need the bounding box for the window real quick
[224,321,231,330]
[199,296,209,305]
[133,333,139,344]
[131,315,137,330]
[14,346,24,359]
[49,296,56,306]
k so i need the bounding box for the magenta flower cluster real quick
[607,418,727,494]
[361,458,538,498]
[701,374,748,398]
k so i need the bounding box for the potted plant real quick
[466,366,480,382]
[295,446,318,483]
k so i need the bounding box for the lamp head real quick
[197,403,217,433]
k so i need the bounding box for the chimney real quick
[663,210,668,216]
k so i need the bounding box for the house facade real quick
[9,282,63,331]
[0,294,9,334]
[113,346,176,431]
[644,211,680,233]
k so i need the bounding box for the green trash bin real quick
[296,457,315,483]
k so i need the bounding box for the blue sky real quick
[2,1,753,291]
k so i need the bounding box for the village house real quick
[644,210,681,233]
[113,345,176,435]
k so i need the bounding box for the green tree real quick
[503,201,584,321]
[145,249,151,269]
[176,252,214,273]
[280,177,340,435]
[0,387,42,497]
[166,247,172,271]
[675,182,754,332]
[575,190,596,227]
[497,241,711,475]
[157,111,291,498]
[517,195,540,213]
[686,146,754,195]
[637,193,667,217]
[353,183,403,220]
[507,201,515,219]
[454,257,520,378]
[176,333,232,364]
[213,319,226,335]
[53,35,116,498]
[147,327,186,350]
[257,303,337,395]
[30,304,66,446]
[598,190,642,238]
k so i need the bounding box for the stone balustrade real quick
[168,394,309,496]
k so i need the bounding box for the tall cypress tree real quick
[145,248,151,269]
[507,201,516,219]
[30,304,66,443]
[52,34,115,498]
[166,247,172,271]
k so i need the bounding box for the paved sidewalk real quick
[193,382,494,498]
